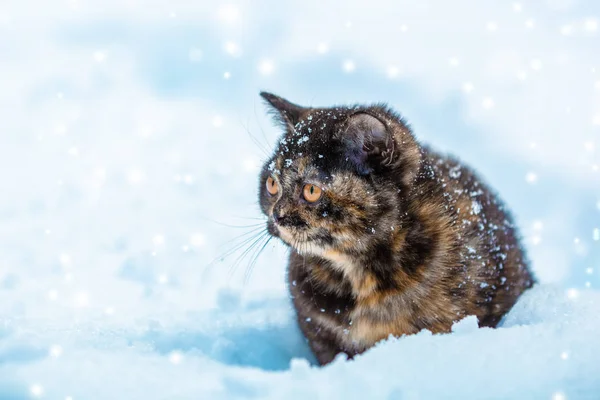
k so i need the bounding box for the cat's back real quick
[415,146,535,327]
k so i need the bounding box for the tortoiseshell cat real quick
[258,92,535,365]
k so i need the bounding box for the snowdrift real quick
[1,285,598,399]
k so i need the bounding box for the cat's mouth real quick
[268,222,303,247]
[268,221,332,256]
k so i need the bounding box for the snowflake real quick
[258,59,275,75]
[342,60,356,73]
[30,385,43,397]
[471,200,482,215]
[449,165,462,179]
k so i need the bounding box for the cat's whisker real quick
[230,215,268,221]
[240,118,271,159]
[198,215,265,228]
[216,226,267,250]
[206,228,268,272]
[243,235,272,286]
[215,222,266,229]
[226,230,270,282]
[235,232,271,282]
[253,100,275,154]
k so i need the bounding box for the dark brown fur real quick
[257,92,535,365]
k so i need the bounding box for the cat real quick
[257,92,535,365]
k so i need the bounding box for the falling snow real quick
[0,0,598,398]
[471,200,482,215]
[297,135,309,145]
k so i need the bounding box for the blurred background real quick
[0,0,599,396]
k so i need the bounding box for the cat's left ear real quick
[260,92,307,126]
[341,113,396,175]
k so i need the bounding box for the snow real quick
[1,0,600,398]
[1,286,599,398]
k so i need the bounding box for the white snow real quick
[1,286,599,399]
[1,0,599,398]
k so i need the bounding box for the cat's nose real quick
[272,210,286,224]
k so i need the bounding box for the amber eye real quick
[303,184,322,203]
[266,176,279,196]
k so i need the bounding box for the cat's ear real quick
[260,92,307,126]
[341,113,395,175]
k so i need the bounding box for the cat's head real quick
[258,92,421,257]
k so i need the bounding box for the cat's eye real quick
[303,184,322,203]
[266,176,279,196]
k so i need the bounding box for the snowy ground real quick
[1,0,599,399]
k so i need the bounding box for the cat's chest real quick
[288,261,355,326]
[288,255,415,350]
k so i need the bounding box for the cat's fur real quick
[258,92,535,365]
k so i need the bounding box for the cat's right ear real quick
[260,92,307,126]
